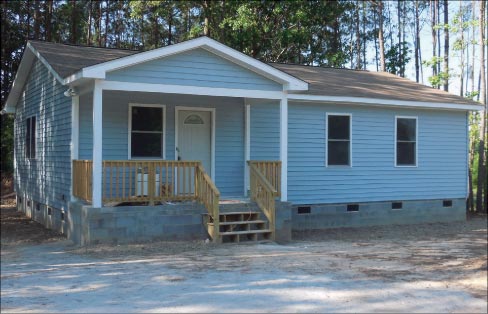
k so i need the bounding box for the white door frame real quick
[175,106,216,180]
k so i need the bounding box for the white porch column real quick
[70,95,79,202]
[244,102,251,196]
[280,96,288,201]
[92,81,103,208]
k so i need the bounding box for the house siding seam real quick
[250,103,280,160]
[14,59,72,211]
[105,48,282,91]
[78,91,245,197]
[288,103,468,204]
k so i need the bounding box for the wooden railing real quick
[102,160,201,204]
[248,161,279,241]
[248,161,281,196]
[72,160,221,239]
[73,160,93,202]
[195,164,221,241]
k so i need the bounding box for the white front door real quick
[177,110,212,174]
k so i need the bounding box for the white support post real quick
[70,95,79,202]
[280,97,288,201]
[92,81,103,208]
[244,102,251,197]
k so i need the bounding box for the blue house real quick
[3,37,482,245]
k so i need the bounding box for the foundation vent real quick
[392,202,403,210]
[347,204,359,212]
[442,200,452,207]
[297,206,311,214]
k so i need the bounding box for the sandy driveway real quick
[1,206,487,313]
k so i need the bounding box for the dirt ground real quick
[1,204,487,313]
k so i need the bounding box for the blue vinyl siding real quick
[250,103,280,160]
[105,48,282,91]
[79,91,245,196]
[14,60,72,210]
[288,103,468,204]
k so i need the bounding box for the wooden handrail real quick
[247,160,281,196]
[249,162,278,241]
[195,164,221,242]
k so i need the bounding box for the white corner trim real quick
[325,113,353,167]
[244,102,251,196]
[175,106,216,181]
[280,97,288,201]
[77,37,308,91]
[92,80,103,208]
[70,95,79,201]
[394,115,418,168]
[287,94,484,111]
[127,103,166,160]
[98,80,284,100]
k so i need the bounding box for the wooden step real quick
[219,211,259,216]
[208,220,266,226]
[220,229,271,236]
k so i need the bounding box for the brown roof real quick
[29,40,139,78]
[270,63,477,105]
[29,40,477,106]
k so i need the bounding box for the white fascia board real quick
[287,94,484,111]
[99,81,284,99]
[77,37,308,91]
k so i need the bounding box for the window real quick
[25,116,36,159]
[130,105,165,158]
[396,117,417,166]
[327,114,351,166]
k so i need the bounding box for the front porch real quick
[71,159,285,243]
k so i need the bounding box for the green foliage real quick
[385,42,411,75]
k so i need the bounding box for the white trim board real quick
[128,103,167,160]
[98,80,284,100]
[287,94,483,111]
[175,106,216,181]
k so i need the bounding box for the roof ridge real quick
[268,62,371,72]
[28,40,142,52]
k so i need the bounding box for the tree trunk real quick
[431,0,437,78]
[468,138,476,211]
[415,0,420,82]
[98,1,102,46]
[70,0,77,44]
[443,0,449,91]
[104,0,109,47]
[26,0,31,40]
[476,0,487,212]
[397,0,402,76]
[203,0,210,37]
[33,0,40,40]
[459,1,464,97]
[45,0,53,42]
[436,0,441,86]
[378,1,386,72]
[87,0,92,45]
[470,1,476,95]
[355,1,361,69]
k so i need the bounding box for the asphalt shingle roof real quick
[29,40,476,106]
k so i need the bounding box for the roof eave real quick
[287,94,484,111]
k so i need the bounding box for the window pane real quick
[328,115,350,140]
[25,118,31,158]
[397,118,416,141]
[328,141,350,165]
[31,117,36,158]
[132,107,162,131]
[131,133,162,157]
[397,142,416,165]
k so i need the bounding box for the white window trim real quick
[394,115,418,168]
[128,103,166,160]
[325,113,352,167]
[25,115,37,160]
[175,106,216,180]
